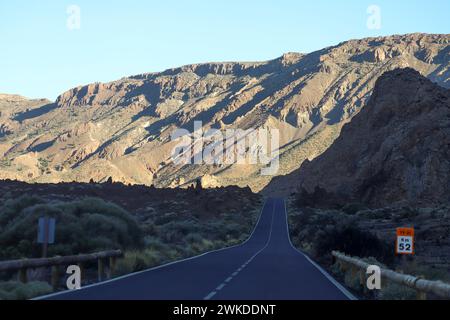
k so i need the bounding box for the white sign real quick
[397,236,413,254]
[396,228,415,255]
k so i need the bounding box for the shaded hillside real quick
[286,68,450,207]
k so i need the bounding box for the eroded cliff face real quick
[292,68,450,207]
[0,33,449,191]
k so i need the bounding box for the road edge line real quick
[33,198,268,300]
[282,199,358,301]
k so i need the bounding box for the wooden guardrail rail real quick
[332,251,450,300]
[0,250,123,289]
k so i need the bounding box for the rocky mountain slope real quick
[0,33,449,191]
[282,68,450,207]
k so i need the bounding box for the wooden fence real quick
[332,251,450,300]
[0,250,123,289]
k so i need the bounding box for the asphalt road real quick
[42,198,354,300]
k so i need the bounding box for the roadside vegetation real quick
[0,189,262,300]
[0,195,143,260]
[115,208,260,276]
[0,281,53,300]
[288,195,450,300]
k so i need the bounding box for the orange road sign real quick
[396,227,414,255]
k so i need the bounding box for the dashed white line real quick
[35,201,271,301]
[204,291,217,300]
[216,283,226,291]
[203,202,275,300]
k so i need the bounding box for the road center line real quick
[216,283,226,291]
[204,291,217,300]
[203,201,275,300]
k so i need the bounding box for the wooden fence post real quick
[338,260,346,273]
[359,270,365,286]
[98,258,104,282]
[78,262,84,286]
[51,265,60,290]
[360,270,368,294]
[18,268,28,283]
[109,256,117,279]
[342,261,348,272]
[350,266,358,285]
[417,291,427,300]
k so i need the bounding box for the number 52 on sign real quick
[396,227,414,255]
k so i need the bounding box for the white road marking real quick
[34,199,269,301]
[282,199,357,300]
[216,283,226,291]
[204,291,217,300]
[203,202,275,300]
[36,199,355,301]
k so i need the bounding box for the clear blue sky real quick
[0,0,449,100]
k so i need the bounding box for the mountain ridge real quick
[0,33,449,190]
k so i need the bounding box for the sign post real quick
[395,227,414,255]
[38,217,56,258]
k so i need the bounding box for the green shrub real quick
[379,283,416,300]
[0,195,44,227]
[342,203,368,215]
[315,227,394,266]
[0,281,52,300]
[116,250,161,275]
[0,196,144,260]
[185,233,204,244]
